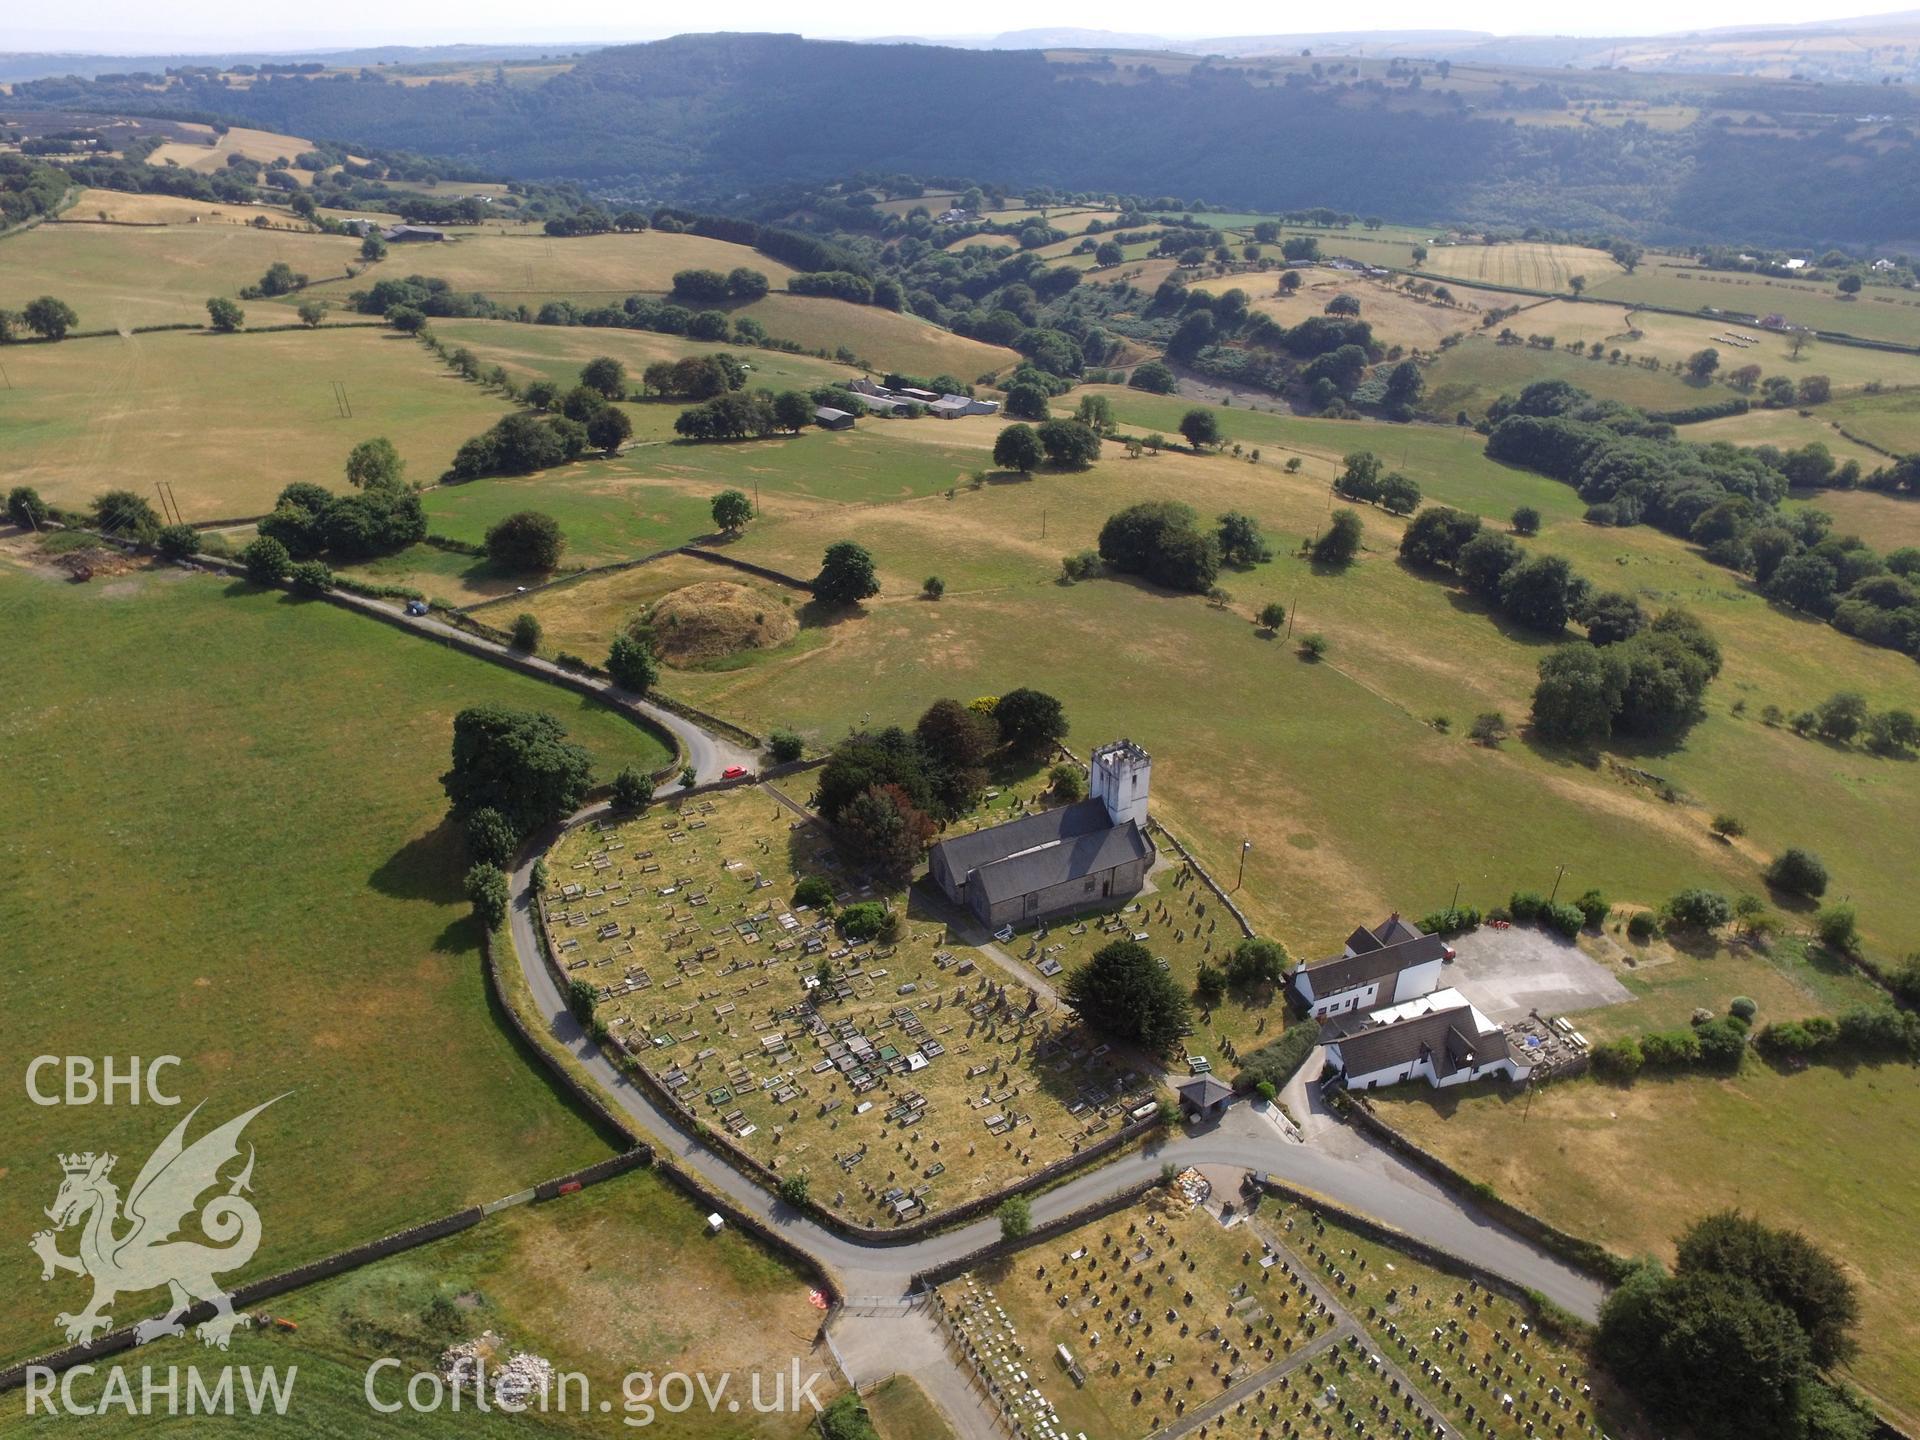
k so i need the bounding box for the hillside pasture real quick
[1826,385,1920,453]
[1189,269,1524,353]
[0,327,510,519]
[1595,259,1920,348]
[0,558,669,1368]
[1788,486,1920,551]
[63,185,318,227]
[1421,240,1622,292]
[733,293,1021,378]
[146,122,318,179]
[298,228,799,303]
[1422,335,1707,418]
[1683,406,1887,470]
[689,387,1920,961]
[0,219,359,330]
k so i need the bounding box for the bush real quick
[240,535,291,585]
[1573,889,1609,929]
[287,559,332,594]
[1299,633,1328,660]
[610,766,653,811]
[1730,996,1758,1022]
[768,728,805,763]
[1417,904,1482,937]
[1627,911,1658,941]
[1049,762,1087,801]
[1235,1024,1320,1093]
[1061,549,1103,582]
[1639,1029,1701,1068]
[792,874,834,910]
[1543,901,1586,939]
[1693,1016,1749,1070]
[1591,1035,1643,1079]
[1764,847,1829,899]
[1757,1015,1839,1061]
[485,510,565,571]
[464,863,509,929]
[155,523,200,560]
[1195,963,1227,1007]
[510,612,542,651]
[1814,904,1859,954]
[1665,888,1733,930]
[1509,890,1547,923]
[838,901,888,940]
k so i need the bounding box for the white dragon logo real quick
[29,1097,283,1349]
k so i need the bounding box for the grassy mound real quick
[645,580,797,665]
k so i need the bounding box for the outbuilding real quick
[814,406,856,431]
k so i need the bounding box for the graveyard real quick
[537,781,1162,1229]
[937,1184,1645,1440]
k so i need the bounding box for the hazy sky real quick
[0,1,1884,53]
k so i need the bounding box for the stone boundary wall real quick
[1147,820,1257,940]
[910,1176,1164,1289]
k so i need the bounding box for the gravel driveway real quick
[1443,926,1632,1022]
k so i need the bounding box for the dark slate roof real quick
[1343,914,1422,955]
[1335,1004,1511,1080]
[1301,931,1447,997]
[1178,1075,1234,1107]
[931,799,1115,880]
[972,819,1153,905]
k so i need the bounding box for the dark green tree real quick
[814,540,880,606]
[485,510,565,571]
[1064,941,1193,1053]
[442,705,594,836]
[993,423,1045,475]
[607,633,659,696]
[994,688,1069,757]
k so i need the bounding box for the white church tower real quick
[1090,739,1152,830]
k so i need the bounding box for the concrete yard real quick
[1442,927,1632,1022]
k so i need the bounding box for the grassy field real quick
[1685,406,1887,470]
[0,220,359,330]
[1375,1063,1920,1429]
[300,229,797,303]
[1423,337,1705,418]
[650,388,1920,967]
[1421,242,1622,293]
[538,783,1160,1227]
[733,294,1020,379]
[427,318,851,407]
[0,327,510,519]
[1788,486,1920,550]
[0,1167,828,1437]
[65,187,318,227]
[1594,260,1920,348]
[0,554,672,1368]
[1187,270,1514,354]
[1825,385,1920,453]
[147,124,316,179]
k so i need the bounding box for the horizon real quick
[5,6,1917,58]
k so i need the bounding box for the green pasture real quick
[0,326,512,519]
[1594,261,1920,348]
[1825,385,1920,453]
[1424,336,1713,418]
[0,561,672,1368]
[0,220,360,330]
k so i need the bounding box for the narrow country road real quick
[326,587,759,781]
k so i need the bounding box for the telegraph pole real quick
[1236,839,1251,891]
[1548,863,1569,904]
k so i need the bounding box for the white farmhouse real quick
[1291,915,1447,1020]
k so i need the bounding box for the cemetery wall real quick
[1341,1097,1635,1286]
[909,1175,1165,1289]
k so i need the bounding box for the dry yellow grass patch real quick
[66,187,312,227]
[148,123,316,179]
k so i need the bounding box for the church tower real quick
[1090,739,1151,830]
